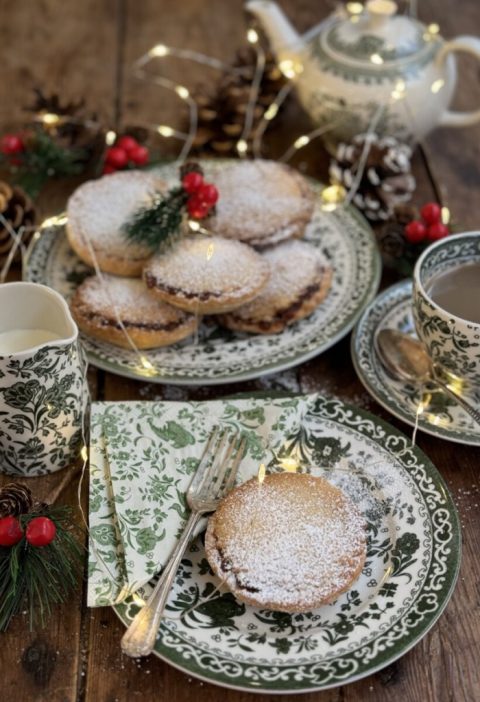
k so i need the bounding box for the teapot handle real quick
[437,36,480,128]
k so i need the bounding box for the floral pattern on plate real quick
[92,393,460,692]
[25,160,381,385]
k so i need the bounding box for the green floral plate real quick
[113,395,460,693]
[24,161,381,385]
[351,280,480,446]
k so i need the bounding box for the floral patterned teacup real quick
[0,282,88,476]
[413,232,480,399]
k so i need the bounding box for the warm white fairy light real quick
[139,356,155,372]
[150,43,169,57]
[264,103,279,121]
[81,445,88,462]
[441,206,450,224]
[206,242,215,261]
[40,112,61,126]
[236,138,248,154]
[105,130,117,145]
[295,135,310,149]
[247,28,259,44]
[346,2,364,13]
[321,184,347,212]
[157,125,175,137]
[279,456,299,472]
[278,58,303,80]
[427,23,440,34]
[391,79,406,101]
[257,463,266,484]
[175,85,190,100]
[431,79,445,94]
[370,53,384,65]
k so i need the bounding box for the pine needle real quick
[0,506,83,632]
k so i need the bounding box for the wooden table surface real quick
[1,1,479,700]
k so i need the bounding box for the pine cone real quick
[0,482,33,517]
[190,47,287,157]
[329,134,416,221]
[0,181,36,263]
[24,89,104,163]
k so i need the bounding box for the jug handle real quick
[437,36,480,128]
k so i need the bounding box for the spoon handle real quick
[433,377,480,426]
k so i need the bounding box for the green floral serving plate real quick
[111,395,460,693]
[24,161,381,385]
[351,280,480,446]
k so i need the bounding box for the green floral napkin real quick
[88,395,311,607]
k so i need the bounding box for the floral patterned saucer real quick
[351,280,480,446]
[24,160,381,385]
[112,395,460,693]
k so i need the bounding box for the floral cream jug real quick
[247,0,480,146]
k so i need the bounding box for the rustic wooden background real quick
[1,0,479,700]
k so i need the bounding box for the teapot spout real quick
[246,1,301,56]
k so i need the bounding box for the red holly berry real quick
[1,133,25,155]
[25,516,56,547]
[182,171,204,194]
[187,196,210,219]
[198,183,219,206]
[426,222,450,241]
[105,146,129,169]
[102,164,116,175]
[116,135,138,153]
[404,220,427,244]
[420,202,442,225]
[0,516,24,546]
[128,144,149,166]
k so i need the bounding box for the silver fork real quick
[121,427,247,658]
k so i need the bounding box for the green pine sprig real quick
[0,505,83,632]
[122,185,188,251]
[0,128,87,198]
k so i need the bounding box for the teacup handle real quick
[437,36,480,128]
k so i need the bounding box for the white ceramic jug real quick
[0,282,88,476]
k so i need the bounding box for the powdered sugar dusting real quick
[144,235,270,298]
[207,472,366,612]
[67,171,165,257]
[208,160,313,242]
[227,240,330,321]
[76,274,191,324]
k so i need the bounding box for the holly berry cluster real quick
[123,162,220,251]
[0,133,25,160]
[0,481,82,631]
[404,202,450,245]
[182,170,219,219]
[103,135,149,174]
[0,514,56,547]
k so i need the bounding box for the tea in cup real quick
[413,232,480,398]
[0,282,88,476]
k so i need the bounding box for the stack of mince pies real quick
[68,160,333,349]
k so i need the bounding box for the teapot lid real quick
[319,0,440,68]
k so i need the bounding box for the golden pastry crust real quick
[217,240,333,333]
[207,160,314,247]
[66,171,166,277]
[143,235,270,314]
[70,274,197,349]
[205,472,366,613]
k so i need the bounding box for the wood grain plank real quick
[0,0,119,700]
[419,0,480,229]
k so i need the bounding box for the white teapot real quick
[247,0,480,146]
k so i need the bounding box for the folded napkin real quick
[88,395,312,607]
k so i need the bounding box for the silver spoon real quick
[375,328,480,426]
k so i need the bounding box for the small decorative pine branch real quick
[122,186,188,251]
[0,505,83,632]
